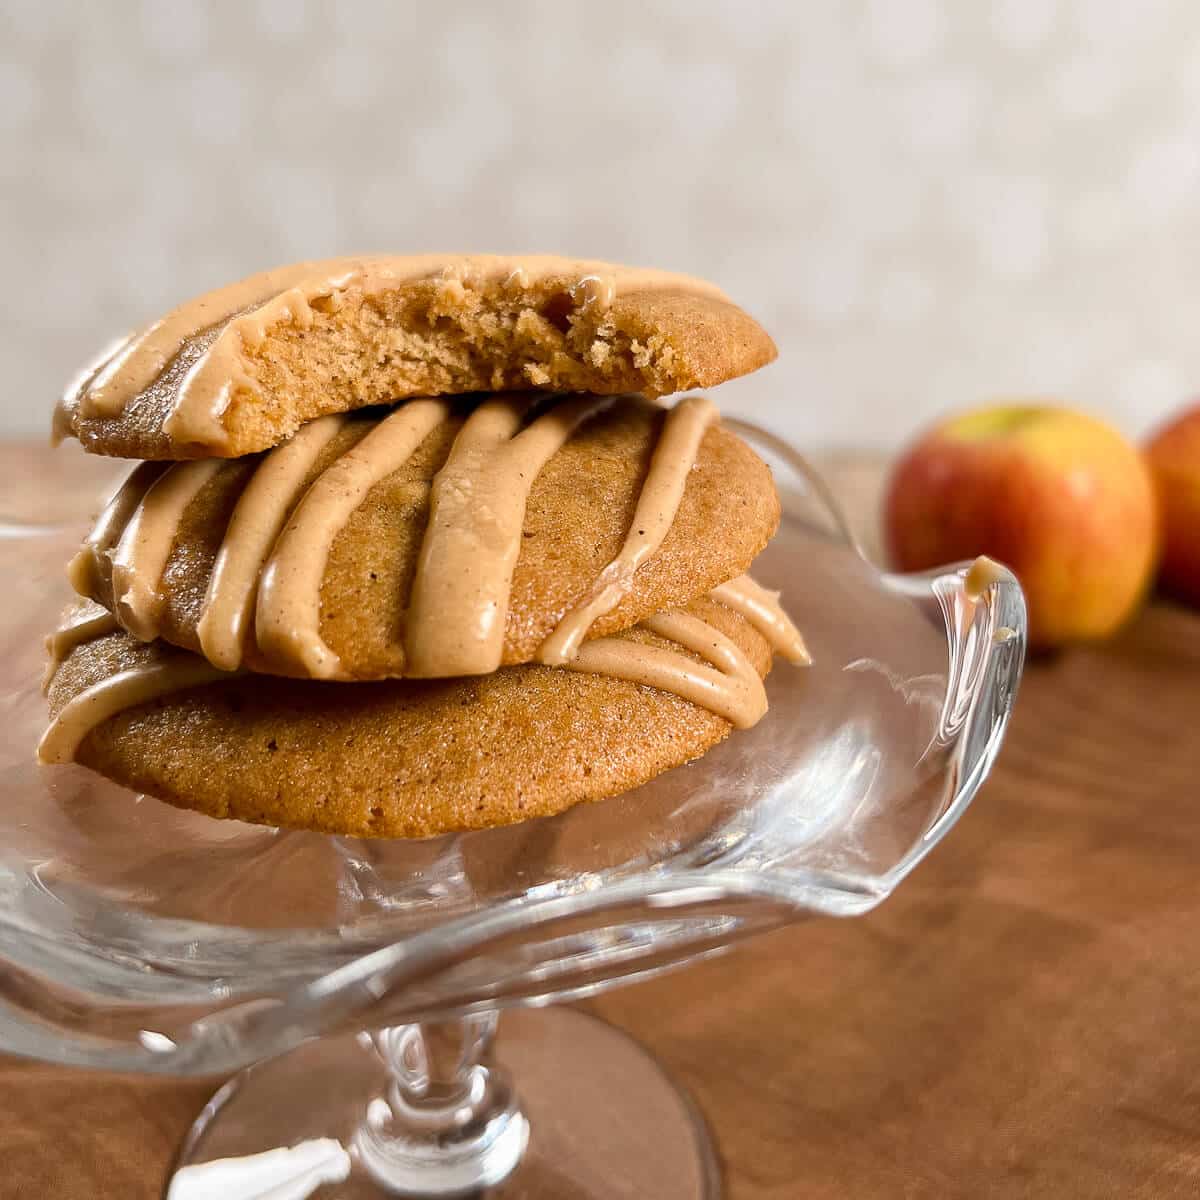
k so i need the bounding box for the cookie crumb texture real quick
[48,598,771,838]
[64,262,777,460]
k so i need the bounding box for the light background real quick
[4,0,1200,448]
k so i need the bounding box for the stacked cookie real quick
[41,256,808,838]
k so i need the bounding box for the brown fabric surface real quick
[4,448,1200,1197]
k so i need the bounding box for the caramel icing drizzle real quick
[255,400,451,679]
[538,394,718,665]
[43,601,118,692]
[66,461,170,599]
[564,609,768,728]
[58,256,729,451]
[405,393,614,677]
[52,333,142,446]
[110,458,224,641]
[560,576,809,729]
[709,575,811,665]
[71,393,725,682]
[197,414,348,671]
[39,652,234,766]
[40,601,236,765]
[80,262,340,421]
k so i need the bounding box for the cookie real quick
[72,394,781,680]
[53,255,777,460]
[42,596,777,838]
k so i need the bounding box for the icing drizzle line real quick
[109,459,223,640]
[565,609,767,728]
[710,575,810,666]
[38,652,234,766]
[66,461,169,599]
[198,414,347,672]
[539,394,718,664]
[404,393,614,677]
[255,401,451,679]
[43,601,118,692]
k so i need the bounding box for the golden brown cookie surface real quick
[54,255,777,460]
[45,598,772,838]
[75,397,781,681]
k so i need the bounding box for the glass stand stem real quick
[353,1013,529,1196]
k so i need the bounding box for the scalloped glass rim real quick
[0,426,1026,1072]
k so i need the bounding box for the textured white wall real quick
[4,0,1200,448]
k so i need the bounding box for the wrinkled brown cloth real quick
[4,447,1199,1198]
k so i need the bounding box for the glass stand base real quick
[167,1008,720,1199]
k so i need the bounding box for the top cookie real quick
[53,255,778,460]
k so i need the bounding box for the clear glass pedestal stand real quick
[0,428,1026,1200]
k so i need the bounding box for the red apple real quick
[885,405,1159,648]
[1144,402,1200,607]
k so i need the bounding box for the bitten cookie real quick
[54,255,778,460]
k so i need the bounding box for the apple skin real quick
[884,405,1159,648]
[1144,403,1200,607]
